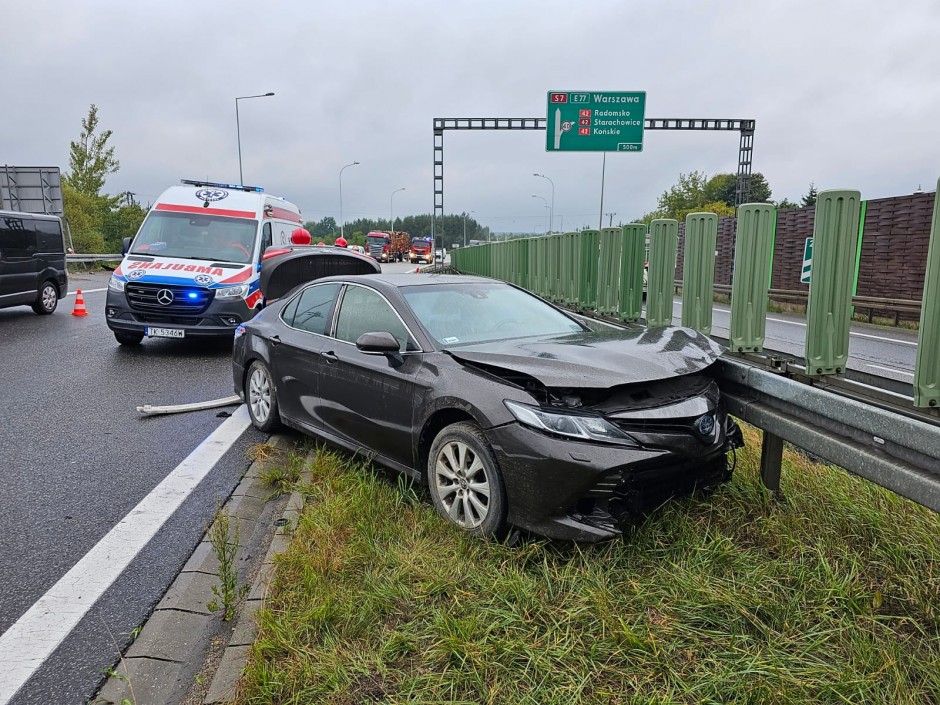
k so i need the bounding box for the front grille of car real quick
[125,282,214,315]
[131,313,207,325]
[610,417,700,436]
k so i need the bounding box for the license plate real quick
[146,327,185,339]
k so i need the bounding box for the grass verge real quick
[235,425,940,704]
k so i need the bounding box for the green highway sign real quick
[546,91,646,152]
[801,237,813,283]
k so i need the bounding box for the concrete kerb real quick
[93,433,308,705]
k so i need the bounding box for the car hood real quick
[446,326,724,388]
[260,247,380,300]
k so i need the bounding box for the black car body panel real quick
[233,274,742,542]
[259,246,380,301]
[0,210,68,312]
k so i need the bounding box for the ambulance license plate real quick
[146,327,185,339]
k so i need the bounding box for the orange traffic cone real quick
[72,289,89,317]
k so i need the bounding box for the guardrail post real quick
[619,223,647,322]
[915,177,940,408]
[805,189,861,375]
[759,432,784,495]
[646,219,679,328]
[729,204,776,352]
[681,212,718,335]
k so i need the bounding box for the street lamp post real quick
[235,92,274,185]
[533,173,555,234]
[531,194,549,235]
[390,187,405,232]
[338,161,359,239]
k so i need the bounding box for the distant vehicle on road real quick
[467,239,485,247]
[366,231,408,262]
[106,179,302,346]
[0,209,67,315]
[409,236,434,264]
[233,269,743,542]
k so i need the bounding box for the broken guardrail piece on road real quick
[137,395,242,416]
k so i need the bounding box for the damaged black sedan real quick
[233,272,742,542]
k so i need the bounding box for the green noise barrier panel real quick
[619,223,647,322]
[915,178,940,408]
[680,212,718,335]
[805,189,861,375]
[646,219,679,328]
[578,230,599,310]
[729,204,776,352]
[596,227,623,315]
[561,232,580,306]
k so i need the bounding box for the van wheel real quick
[114,331,144,346]
[32,281,59,315]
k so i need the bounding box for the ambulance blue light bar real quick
[181,179,264,193]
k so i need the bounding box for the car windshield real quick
[130,211,258,264]
[402,282,584,347]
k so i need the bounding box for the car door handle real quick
[321,350,338,363]
[270,334,281,346]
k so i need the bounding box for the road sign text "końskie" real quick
[546,91,646,152]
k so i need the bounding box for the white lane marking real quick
[66,287,107,296]
[865,364,915,378]
[0,405,251,704]
[672,302,918,346]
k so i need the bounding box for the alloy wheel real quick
[248,367,272,423]
[434,440,491,528]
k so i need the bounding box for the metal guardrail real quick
[66,253,122,263]
[715,356,940,512]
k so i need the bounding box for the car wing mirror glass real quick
[121,236,132,255]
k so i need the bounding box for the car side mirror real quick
[356,331,406,367]
[122,237,132,255]
[356,331,400,353]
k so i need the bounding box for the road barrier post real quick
[578,230,599,311]
[915,177,940,408]
[596,227,623,316]
[729,203,776,352]
[681,212,718,335]
[619,223,647,322]
[561,232,580,306]
[646,219,679,328]
[805,190,861,375]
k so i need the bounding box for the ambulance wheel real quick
[115,330,144,346]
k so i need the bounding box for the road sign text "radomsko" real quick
[546,91,646,152]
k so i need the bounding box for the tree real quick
[801,182,818,207]
[775,197,800,210]
[64,104,119,198]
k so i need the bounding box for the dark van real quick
[0,210,68,315]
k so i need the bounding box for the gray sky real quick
[3,0,939,234]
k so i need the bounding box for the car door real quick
[0,215,37,304]
[317,283,422,470]
[267,282,341,431]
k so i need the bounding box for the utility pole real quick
[605,212,616,227]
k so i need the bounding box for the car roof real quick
[0,209,62,221]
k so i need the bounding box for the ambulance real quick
[106,179,303,345]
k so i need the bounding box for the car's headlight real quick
[215,285,249,299]
[108,276,125,292]
[504,400,638,446]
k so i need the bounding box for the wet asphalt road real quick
[0,270,266,704]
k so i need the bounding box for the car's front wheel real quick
[32,281,58,315]
[245,360,280,432]
[428,422,507,539]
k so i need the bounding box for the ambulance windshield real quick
[130,211,258,265]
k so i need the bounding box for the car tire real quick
[31,281,58,315]
[428,421,508,539]
[114,330,144,346]
[245,360,280,432]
